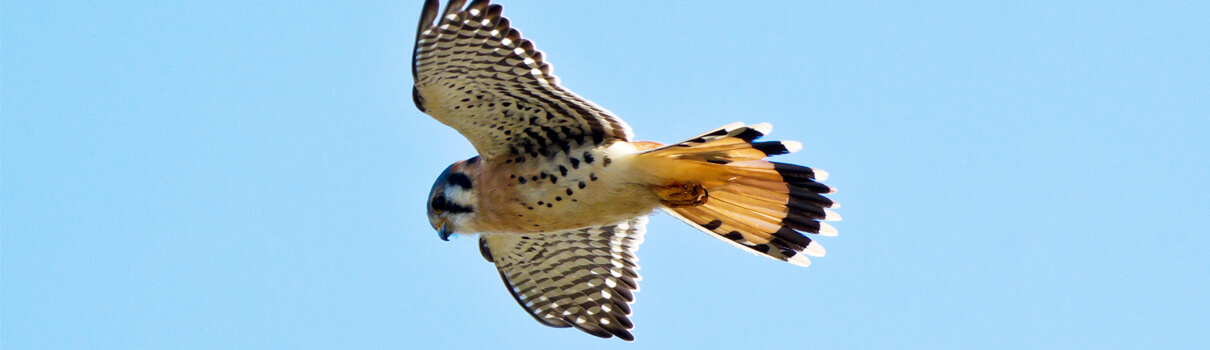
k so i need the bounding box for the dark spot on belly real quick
[565,188,573,195]
[569,158,580,169]
[558,165,568,176]
[583,152,594,164]
[603,157,612,167]
[518,177,527,184]
[555,196,562,201]
[539,173,547,179]
[590,173,599,181]
[578,181,586,189]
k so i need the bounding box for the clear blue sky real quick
[5,1,1208,348]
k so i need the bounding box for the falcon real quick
[412,0,840,341]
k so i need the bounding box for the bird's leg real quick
[653,182,708,208]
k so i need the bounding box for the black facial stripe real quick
[445,203,474,214]
[447,173,473,189]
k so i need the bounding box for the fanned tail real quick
[634,123,840,267]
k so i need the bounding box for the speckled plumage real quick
[479,217,646,340]
[438,142,658,235]
[413,0,841,341]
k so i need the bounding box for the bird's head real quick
[427,157,481,241]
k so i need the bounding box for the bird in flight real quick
[412,0,840,341]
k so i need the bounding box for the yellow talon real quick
[654,183,708,208]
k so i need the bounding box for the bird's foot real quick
[654,182,708,208]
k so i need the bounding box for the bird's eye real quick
[431,195,447,213]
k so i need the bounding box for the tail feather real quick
[640,123,802,164]
[636,123,840,267]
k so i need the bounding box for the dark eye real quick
[431,195,447,213]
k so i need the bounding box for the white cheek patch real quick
[448,186,477,207]
[444,186,479,231]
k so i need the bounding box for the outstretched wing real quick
[413,0,633,160]
[478,217,646,341]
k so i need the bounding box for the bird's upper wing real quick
[412,0,633,161]
[478,216,646,341]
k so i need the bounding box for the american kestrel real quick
[412,0,840,341]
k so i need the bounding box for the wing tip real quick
[413,0,442,79]
[420,0,441,26]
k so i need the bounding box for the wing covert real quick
[478,217,646,341]
[413,0,633,160]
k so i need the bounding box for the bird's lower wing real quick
[478,216,647,341]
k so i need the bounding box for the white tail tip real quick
[818,222,839,236]
[720,122,745,131]
[750,122,773,135]
[803,242,826,257]
[782,141,803,154]
[788,255,812,267]
[814,168,829,181]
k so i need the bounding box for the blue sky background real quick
[5,1,1208,348]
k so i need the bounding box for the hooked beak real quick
[437,220,453,241]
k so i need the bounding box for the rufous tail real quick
[633,123,840,267]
